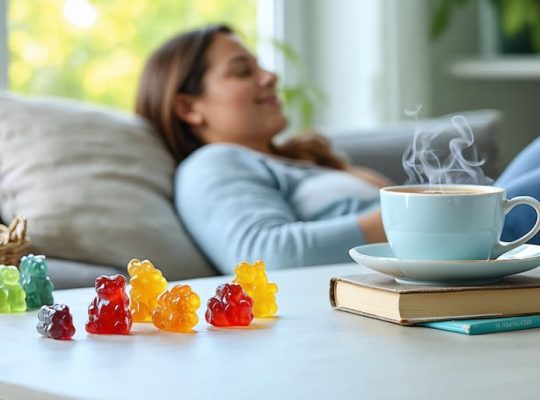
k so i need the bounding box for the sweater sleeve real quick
[175,145,365,274]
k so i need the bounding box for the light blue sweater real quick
[175,144,380,274]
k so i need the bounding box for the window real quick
[0,0,7,89]
[4,0,258,110]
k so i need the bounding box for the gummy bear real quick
[0,265,26,313]
[19,254,55,310]
[152,285,200,332]
[127,259,168,322]
[233,260,278,318]
[37,304,76,340]
[205,283,253,327]
[86,274,132,335]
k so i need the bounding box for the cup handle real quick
[491,196,540,259]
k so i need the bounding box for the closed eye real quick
[232,65,253,77]
[227,54,257,78]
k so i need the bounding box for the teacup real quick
[380,184,540,260]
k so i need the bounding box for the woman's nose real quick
[259,68,277,87]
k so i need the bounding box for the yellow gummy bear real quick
[233,260,278,318]
[127,259,168,322]
[152,285,200,333]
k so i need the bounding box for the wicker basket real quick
[0,216,31,267]
[0,240,31,266]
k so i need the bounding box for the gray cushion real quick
[0,92,216,281]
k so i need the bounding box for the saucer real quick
[349,243,540,286]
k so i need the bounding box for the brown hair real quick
[136,24,346,170]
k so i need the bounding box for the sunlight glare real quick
[63,0,98,28]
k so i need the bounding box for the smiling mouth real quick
[256,96,280,107]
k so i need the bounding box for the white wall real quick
[281,0,431,132]
[386,1,431,121]
[303,0,384,130]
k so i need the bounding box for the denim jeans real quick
[497,137,540,244]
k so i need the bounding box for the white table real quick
[1,263,539,400]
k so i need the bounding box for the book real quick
[420,315,540,335]
[329,273,540,325]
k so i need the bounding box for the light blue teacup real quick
[380,184,540,260]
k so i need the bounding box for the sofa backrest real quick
[330,109,503,185]
[0,93,216,280]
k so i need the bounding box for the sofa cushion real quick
[0,93,216,280]
[47,258,124,289]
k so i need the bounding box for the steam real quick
[402,107,493,186]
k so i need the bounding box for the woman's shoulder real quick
[178,143,271,179]
[184,143,262,166]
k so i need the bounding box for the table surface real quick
[1,263,540,400]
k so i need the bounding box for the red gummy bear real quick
[205,283,254,327]
[37,304,76,340]
[86,275,132,335]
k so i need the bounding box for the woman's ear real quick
[174,94,204,126]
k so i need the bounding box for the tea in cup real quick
[380,184,540,260]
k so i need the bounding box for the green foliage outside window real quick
[431,0,540,53]
[8,0,324,130]
[8,0,257,110]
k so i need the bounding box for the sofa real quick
[0,92,503,288]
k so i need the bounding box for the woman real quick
[136,25,390,273]
[136,24,540,274]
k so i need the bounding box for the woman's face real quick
[183,33,287,152]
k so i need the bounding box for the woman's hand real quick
[347,165,391,243]
[358,209,387,243]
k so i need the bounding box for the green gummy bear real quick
[19,254,54,310]
[0,265,27,313]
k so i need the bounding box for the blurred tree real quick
[8,0,257,110]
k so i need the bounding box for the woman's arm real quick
[176,145,369,274]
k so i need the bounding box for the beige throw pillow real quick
[0,93,215,280]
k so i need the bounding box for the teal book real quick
[420,315,540,335]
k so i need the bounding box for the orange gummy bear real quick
[233,260,278,318]
[152,285,200,332]
[127,259,168,322]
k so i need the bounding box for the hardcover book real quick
[329,273,540,325]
